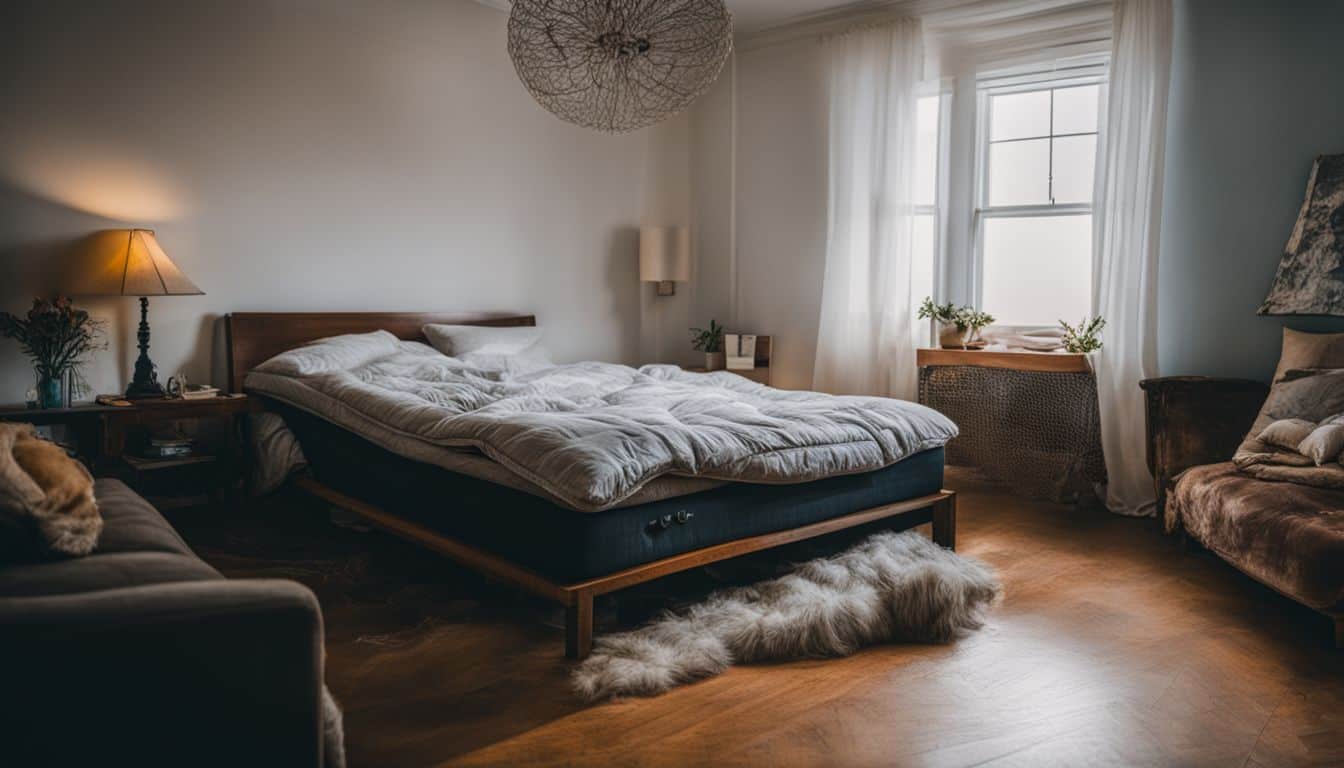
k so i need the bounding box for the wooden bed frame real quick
[226,311,957,660]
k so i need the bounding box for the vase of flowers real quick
[1,297,105,409]
[690,319,726,370]
[1059,316,1106,353]
[918,298,967,349]
[958,309,995,350]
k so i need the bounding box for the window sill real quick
[916,347,1093,374]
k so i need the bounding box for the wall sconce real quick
[640,225,690,297]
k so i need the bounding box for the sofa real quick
[0,479,344,767]
[1142,376,1343,648]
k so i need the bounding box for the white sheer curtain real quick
[813,19,923,399]
[1093,0,1173,516]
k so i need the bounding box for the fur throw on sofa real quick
[0,423,101,557]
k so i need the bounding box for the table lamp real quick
[74,229,204,399]
[640,226,690,297]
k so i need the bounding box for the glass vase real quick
[37,373,62,410]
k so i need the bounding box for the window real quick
[911,90,948,319]
[974,79,1103,326]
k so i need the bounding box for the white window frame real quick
[969,72,1108,330]
[916,80,953,303]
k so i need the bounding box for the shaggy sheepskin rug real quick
[572,531,1001,701]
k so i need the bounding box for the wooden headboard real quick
[225,311,537,393]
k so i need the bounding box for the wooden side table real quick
[682,335,773,385]
[0,404,123,468]
[102,396,257,508]
[0,396,257,509]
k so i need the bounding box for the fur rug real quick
[572,531,1001,701]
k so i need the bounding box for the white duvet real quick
[245,331,957,512]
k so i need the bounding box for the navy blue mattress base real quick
[274,403,946,583]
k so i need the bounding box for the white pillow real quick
[253,331,400,377]
[1299,423,1344,466]
[1256,418,1317,452]
[421,324,552,373]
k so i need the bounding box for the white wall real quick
[1157,0,1344,381]
[0,0,677,398]
[731,41,830,389]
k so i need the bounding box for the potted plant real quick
[0,296,106,409]
[1059,316,1105,353]
[958,309,995,350]
[918,298,967,349]
[690,320,726,370]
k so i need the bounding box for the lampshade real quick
[71,229,204,297]
[639,226,691,283]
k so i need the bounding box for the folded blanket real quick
[245,332,958,512]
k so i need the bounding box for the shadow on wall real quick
[0,182,167,396]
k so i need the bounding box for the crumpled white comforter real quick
[245,331,957,512]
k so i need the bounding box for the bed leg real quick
[931,493,956,551]
[565,591,594,661]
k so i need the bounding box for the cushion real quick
[1167,463,1344,611]
[1300,423,1344,466]
[1256,418,1316,451]
[254,330,400,378]
[1272,328,1344,383]
[0,480,220,597]
[90,479,197,557]
[421,324,544,356]
[422,324,553,373]
[1233,369,1344,486]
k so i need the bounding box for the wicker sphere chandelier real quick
[508,0,734,134]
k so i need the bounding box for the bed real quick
[227,311,958,659]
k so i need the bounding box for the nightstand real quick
[0,396,256,509]
[683,366,772,385]
[683,335,772,385]
[0,404,125,468]
[102,395,257,508]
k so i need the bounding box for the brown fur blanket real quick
[0,423,101,556]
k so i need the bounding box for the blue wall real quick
[1158,0,1344,381]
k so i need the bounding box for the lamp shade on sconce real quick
[640,226,690,296]
[71,229,204,297]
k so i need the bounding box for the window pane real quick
[1052,134,1097,204]
[915,96,939,207]
[988,138,1050,206]
[1053,84,1100,134]
[989,90,1050,141]
[911,213,936,310]
[911,213,937,347]
[981,215,1092,326]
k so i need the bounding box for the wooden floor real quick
[179,468,1343,768]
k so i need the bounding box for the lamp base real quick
[125,295,166,399]
[655,280,677,297]
[125,378,166,400]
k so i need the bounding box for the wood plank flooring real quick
[177,468,1343,768]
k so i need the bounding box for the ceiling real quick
[474,1,1111,41]
[472,0,884,35]
[726,0,870,32]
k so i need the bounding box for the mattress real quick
[276,403,946,583]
